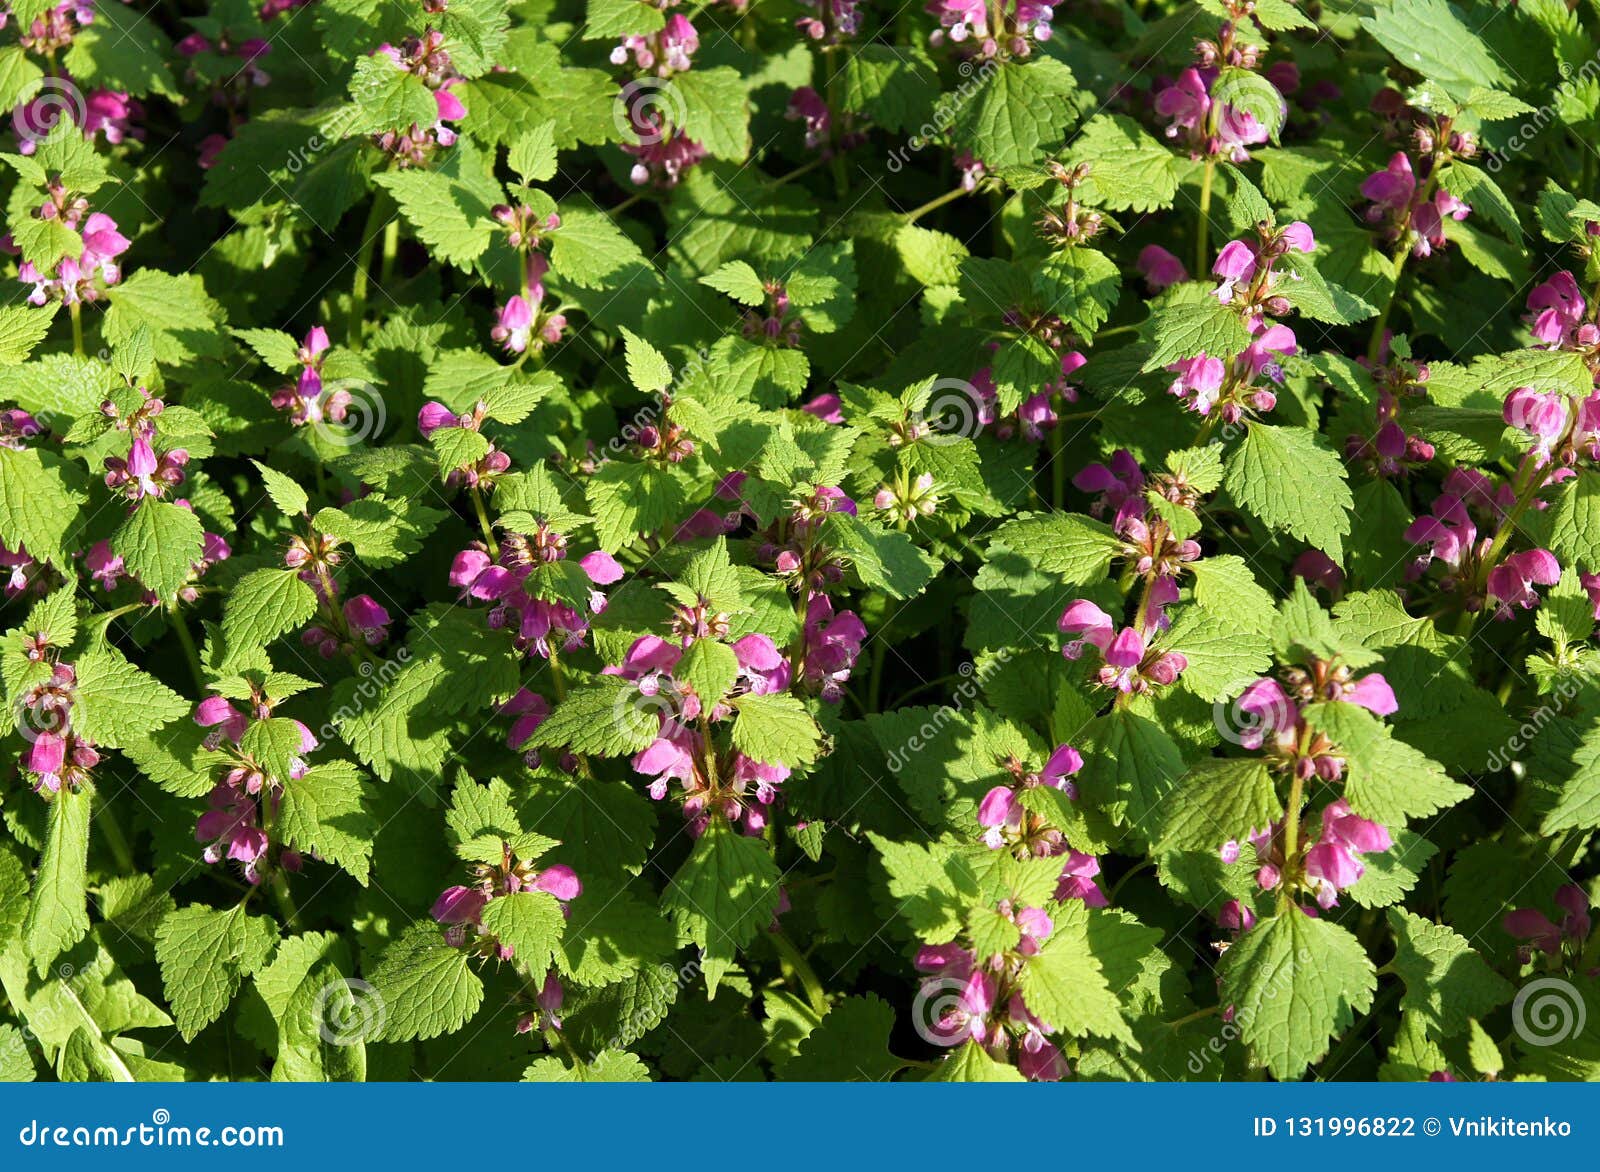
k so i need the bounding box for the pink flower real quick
[1074,449,1145,527]
[1486,548,1561,618]
[343,594,390,645]
[786,86,831,151]
[1292,549,1344,594]
[1166,354,1226,415]
[1136,244,1187,290]
[1503,385,1571,461]
[1058,600,1114,659]
[502,689,550,751]
[1303,799,1391,909]
[490,295,533,354]
[1526,271,1587,347]
[1361,152,1415,212]
[1155,69,1210,138]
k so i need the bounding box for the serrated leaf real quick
[155,903,279,1039]
[1219,910,1376,1078]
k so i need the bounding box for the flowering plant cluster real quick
[1,0,1599,1087]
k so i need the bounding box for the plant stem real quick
[169,604,206,690]
[1194,158,1216,276]
[69,301,83,356]
[1279,768,1305,913]
[762,155,827,190]
[271,871,303,931]
[770,929,829,1016]
[902,185,967,224]
[1366,247,1409,363]
[346,194,389,352]
[378,216,400,288]
[470,485,499,558]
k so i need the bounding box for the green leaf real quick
[530,677,659,756]
[586,460,689,551]
[1224,423,1353,562]
[1062,114,1183,213]
[154,903,279,1039]
[0,304,57,366]
[667,68,749,160]
[71,645,189,749]
[222,569,320,655]
[990,512,1120,586]
[1360,0,1509,101]
[347,53,440,133]
[374,148,499,269]
[952,57,1081,169]
[1303,701,1469,826]
[1543,469,1600,574]
[549,207,646,288]
[1019,902,1133,1044]
[700,260,768,306]
[507,121,558,183]
[0,446,86,567]
[278,761,376,884]
[102,271,227,364]
[731,691,823,768]
[781,994,902,1081]
[1387,908,1513,1037]
[660,821,782,992]
[819,514,940,600]
[369,922,484,1041]
[1140,300,1254,371]
[113,500,204,603]
[250,460,310,516]
[620,326,673,393]
[1156,757,1283,852]
[23,788,91,973]
[678,638,739,708]
[1034,249,1120,337]
[1219,910,1376,1078]
[1440,161,1521,242]
[479,891,566,974]
[1540,720,1600,834]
